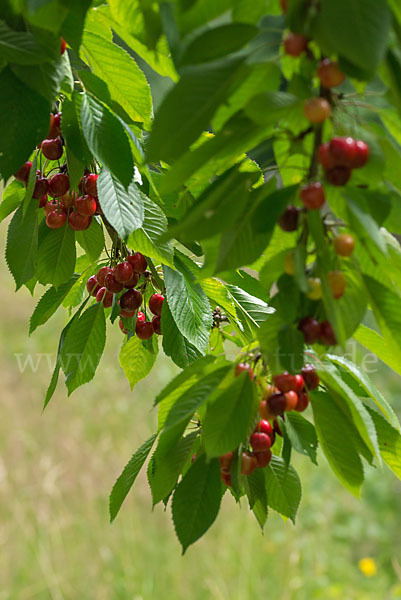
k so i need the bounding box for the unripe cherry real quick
[333,233,355,257]
[303,97,331,124]
[149,293,164,316]
[284,251,296,276]
[114,261,134,284]
[61,190,77,208]
[328,270,346,299]
[317,59,345,88]
[306,278,322,300]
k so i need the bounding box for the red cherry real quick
[60,37,66,54]
[318,143,336,170]
[329,137,357,167]
[76,195,97,216]
[41,137,63,160]
[39,194,48,208]
[320,320,337,345]
[48,173,70,197]
[219,452,233,474]
[267,392,287,416]
[317,59,345,88]
[96,287,113,308]
[32,176,49,199]
[234,362,255,380]
[280,0,287,12]
[14,161,32,183]
[44,199,60,216]
[283,33,308,57]
[137,311,146,322]
[148,293,164,316]
[84,173,98,197]
[152,315,162,334]
[86,275,100,297]
[241,452,258,475]
[254,420,273,437]
[96,266,113,286]
[300,182,325,210]
[298,316,320,344]
[120,289,142,312]
[127,252,147,273]
[221,471,232,486]
[47,113,61,139]
[119,319,128,335]
[325,166,351,186]
[254,450,272,468]
[301,364,319,391]
[46,210,66,229]
[68,211,91,231]
[352,140,370,168]
[303,97,331,124]
[124,272,140,289]
[120,307,135,318]
[114,261,134,284]
[278,205,299,232]
[285,390,299,411]
[250,432,271,452]
[273,373,304,393]
[296,391,309,412]
[104,271,124,293]
[136,320,154,340]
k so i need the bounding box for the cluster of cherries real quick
[219,363,320,485]
[298,316,336,346]
[14,113,101,231]
[318,136,370,187]
[86,251,164,340]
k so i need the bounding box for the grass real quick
[1,222,401,599]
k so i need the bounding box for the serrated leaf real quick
[5,201,38,290]
[163,259,212,353]
[244,468,268,529]
[109,433,157,522]
[81,31,152,129]
[60,303,106,395]
[119,334,158,390]
[353,323,401,378]
[149,430,198,505]
[366,407,401,480]
[311,391,364,495]
[161,299,203,368]
[265,455,301,523]
[284,412,318,465]
[0,67,49,180]
[97,169,144,240]
[0,180,25,223]
[203,374,257,458]
[172,454,222,553]
[0,19,50,64]
[80,91,134,188]
[128,193,173,267]
[155,355,217,407]
[75,219,105,262]
[37,223,76,288]
[29,274,79,335]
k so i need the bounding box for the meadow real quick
[1,225,401,600]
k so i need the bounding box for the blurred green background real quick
[1,221,401,600]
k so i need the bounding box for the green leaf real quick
[5,201,38,290]
[180,24,258,65]
[29,274,79,335]
[0,19,50,64]
[60,303,106,395]
[284,412,318,465]
[226,284,273,330]
[244,469,268,529]
[37,224,76,288]
[172,454,222,554]
[62,93,92,168]
[79,92,134,188]
[265,455,301,523]
[314,0,391,78]
[346,194,387,257]
[163,259,212,353]
[128,194,174,267]
[109,433,157,522]
[161,299,203,368]
[119,334,158,390]
[244,91,300,125]
[0,180,25,223]
[80,31,152,129]
[146,57,245,163]
[149,430,198,505]
[363,275,401,359]
[327,354,400,431]
[311,391,365,495]
[203,374,258,458]
[155,355,217,407]
[60,0,92,55]
[353,323,401,378]
[0,67,49,180]
[75,218,105,262]
[366,407,401,480]
[277,324,304,373]
[97,169,144,240]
